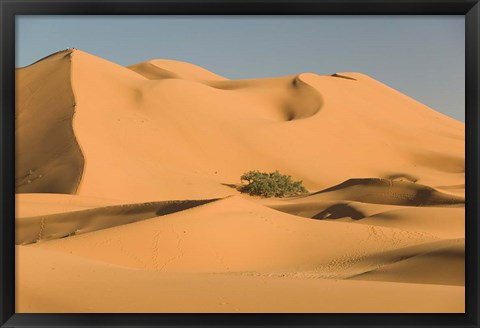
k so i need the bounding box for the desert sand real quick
[15,49,465,313]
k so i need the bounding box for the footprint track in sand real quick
[115,239,149,269]
[36,217,46,242]
[151,230,162,270]
[154,224,185,272]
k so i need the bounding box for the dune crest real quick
[16,197,219,245]
[15,49,465,313]
[29,195,445,275]
[129,59,227,81]
[16,49,465,200]
[314,177,465,206]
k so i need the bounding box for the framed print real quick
[1,0,479,327]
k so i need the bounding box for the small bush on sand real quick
[240,170,308,198]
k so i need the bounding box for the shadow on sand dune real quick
[16,198,219,245]
[313,203,365,220]
[313,178,464,206]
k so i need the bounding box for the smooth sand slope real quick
[15,49,465,313]
[17,49,463,201]
[17,245,464,313]
[23,196,442,273]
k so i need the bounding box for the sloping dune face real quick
[69,50,327,200]
[128,59,227,81]
[15,49,464,313]
[16,49,464,201]
[15,50,84,194]
[21,49,459,201]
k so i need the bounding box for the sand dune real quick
[16,245,464,313]
[129,59,227,81]
[350,239,464,286]
[16,196,217,245]
[29,196,452,280]
[15,50,84,194]
[16,193,125,217]
[17,49,464,201]
[355,207,464,239]
[15,49,465,313]
[261,198,464,239]
[312,178,464,206]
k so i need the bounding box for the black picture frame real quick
[1,1,478,327]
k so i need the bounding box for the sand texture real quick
[15,49,464,313]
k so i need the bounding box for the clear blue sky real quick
[16,15,465,122]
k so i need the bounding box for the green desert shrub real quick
[240,170,308,198]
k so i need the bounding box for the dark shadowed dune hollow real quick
[313,178,465,206]
[313,203,365,220]
[16,198,219,245]
[330,73,357,81]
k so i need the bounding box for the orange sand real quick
[15,49,464,313]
